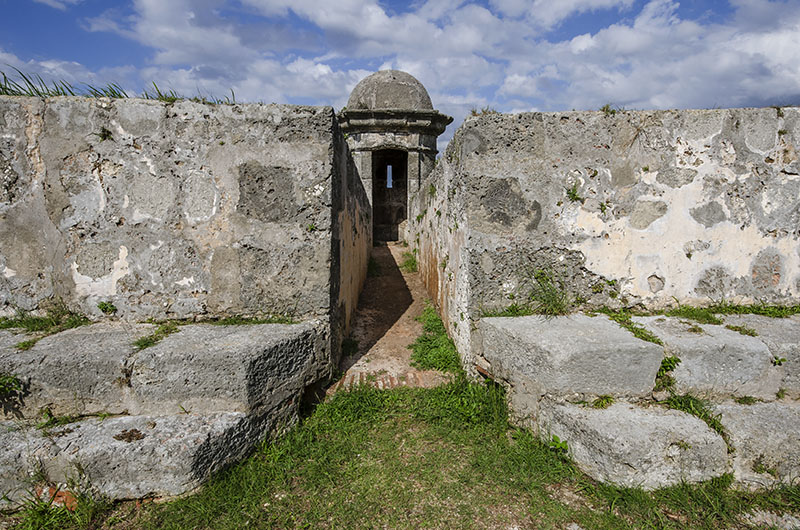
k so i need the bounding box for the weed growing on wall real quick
[529,269,571,317]
[408,302,461,373]
[0,303,89,350]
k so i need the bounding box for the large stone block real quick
[0,401,296,506]
[721,314,800,397]
[715,401,800,489]
[479,314,663,399]
[0,323,154,419]
[634,317,780,400]
[538,402,728,489]
[129,321,327,415]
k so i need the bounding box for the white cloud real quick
[32,0,82,10]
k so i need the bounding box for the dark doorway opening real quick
[372,149,408,241]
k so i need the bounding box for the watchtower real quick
[339,70,452,241]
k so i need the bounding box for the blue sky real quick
[2,0,799,144]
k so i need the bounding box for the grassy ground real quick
[7,379,799,530]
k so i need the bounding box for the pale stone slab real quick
[0,322,154,419]
[634,316,780,400]
[538,401,728,490]
[129,321,326,415]
[722,314,800,397]
[479,314,663,399]
[715,401,800,489]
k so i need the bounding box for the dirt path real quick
[328,243,450,394]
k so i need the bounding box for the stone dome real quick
[346,70,434,111]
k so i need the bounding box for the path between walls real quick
[328,243,450,394]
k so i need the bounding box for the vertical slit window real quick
[387,165,393,188]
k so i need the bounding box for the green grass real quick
[9,489,112,530]
[209,314,295,325]
[664,305,723,325]
[725,324,757,336]
[530,269,572,317]
[0,303,90,350]
[599,308,663,345]
[591,395,614,409]
[482,303,535,318]
[96,301,117,315]
[12,380,800,529]
[0,372,23,397]
[654,356,681,391]
[408,302,461,373]
[1,69,236,104]
[132,321,180,350]
[566,183,584,203]
[399,251,418,273]
[663,394,732,452]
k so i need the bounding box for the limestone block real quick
[0,421,59,507]
[0,323,154,419]
[538,402,728,489]
[129,321,326,415]
[479,314,663,398]
[722,314,800,396]
[715,401,800,489]
[634,316,780,400]
[0,406,295,506]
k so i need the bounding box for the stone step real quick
[478,314,664,400]
[537,401,728,490]
[714,401,800,489]
[0,404,295,508]
[633,316,782,400]
[1,320,327,419]
[326,368,451,395]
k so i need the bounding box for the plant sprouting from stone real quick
[566,183,584,203]
[97,301,117,315]
[529,269,571,317]
[772,356,787,366]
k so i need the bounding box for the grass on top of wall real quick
[1,68,236,104]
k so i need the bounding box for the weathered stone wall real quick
[410,107,800,361]
[0,96,368,331]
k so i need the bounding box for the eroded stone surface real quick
[130,321,327,415]
[0,322,154,419]
[0,406,296,506]
[479,314,663,399]
[634,316,780,399]
[721,314,800,397]
[715,401,800,489]
[538,402,728,490]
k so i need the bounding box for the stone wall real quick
[409,107,800,362]
[0,96,369,335]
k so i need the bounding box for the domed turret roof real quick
[346,70,433,111]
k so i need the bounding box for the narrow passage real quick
[328,242,450,393]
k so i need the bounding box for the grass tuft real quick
[663,394,731,452]
[0,372,23,397]
[725,324,757,336]
[530,269,571,316]
[210,314,295,325]
[133,321,180,350]
[665,305,723,325]
[408,302,461,373]
[599,308,663,345]
[399,251,418,273]
[591,395,614,409]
